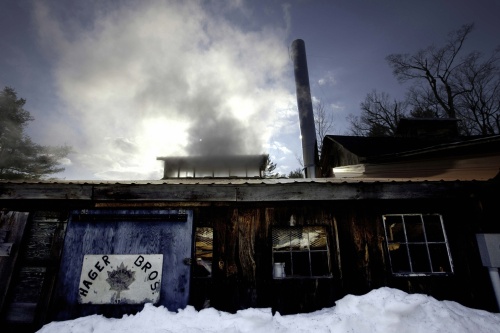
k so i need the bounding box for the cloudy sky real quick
[1,0,499,180]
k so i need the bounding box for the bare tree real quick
[313,100,335,156]
[455,51,500,134]
[386,23,500,135]
[387,24,474,119]
[348,91,408,137]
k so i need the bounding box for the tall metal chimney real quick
[291,39,318,178]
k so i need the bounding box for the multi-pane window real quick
[272,226,331,278]
[382,214,453,276]
[194,227,213,277]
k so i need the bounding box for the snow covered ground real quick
[37,287,500,333]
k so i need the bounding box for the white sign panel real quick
[78,254,163,304]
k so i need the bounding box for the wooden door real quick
[50,209,193,321]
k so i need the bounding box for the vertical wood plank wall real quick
[202,204,339,314]
[333,199,498,311]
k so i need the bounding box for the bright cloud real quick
[34,0,295,179]
[318,70,336,86]
[265,141,293,155]
[329,102,345,113]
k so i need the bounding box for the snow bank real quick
[37,287,500,333]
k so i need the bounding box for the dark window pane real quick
[429,244,452,273]
[409,244,431,272]
[405,215,425,242]
[291,251,311,276]
[385,216,405,242]
[311,251,330,276]
[274,252,292,276]
[389,243,410,273]
[424,215,445,242]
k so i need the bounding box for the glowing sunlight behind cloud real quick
[34,0,294,179]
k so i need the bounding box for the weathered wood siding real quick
[333,198,499,312]
[1,178,499,322]
[190,204,340,314]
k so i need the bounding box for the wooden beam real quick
[93,182,487,201]
[0,181,492,205]
[0,184,91,200]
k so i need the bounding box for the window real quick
[272,226,331,278]
[382,214,453,276]
[194,227,213,277]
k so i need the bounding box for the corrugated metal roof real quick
[0,177,494,186]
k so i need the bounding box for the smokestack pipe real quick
[291,39,318,178]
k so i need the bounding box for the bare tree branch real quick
[313,100,335,156]
[348,91,408,136]
[386,24,476,119]
[383,23,500,135]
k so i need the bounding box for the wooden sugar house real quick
[1,155,500,333]
[1,39,500,332]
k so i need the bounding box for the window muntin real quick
[194,227,213,277]
[383,214,453,276]
[272,226,331,278]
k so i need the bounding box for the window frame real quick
[272,225,332,279]
[382,213,454,277]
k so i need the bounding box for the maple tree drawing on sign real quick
[106,263,136,300]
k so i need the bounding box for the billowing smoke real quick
[34,0,295,179]
[187,116,260,156]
